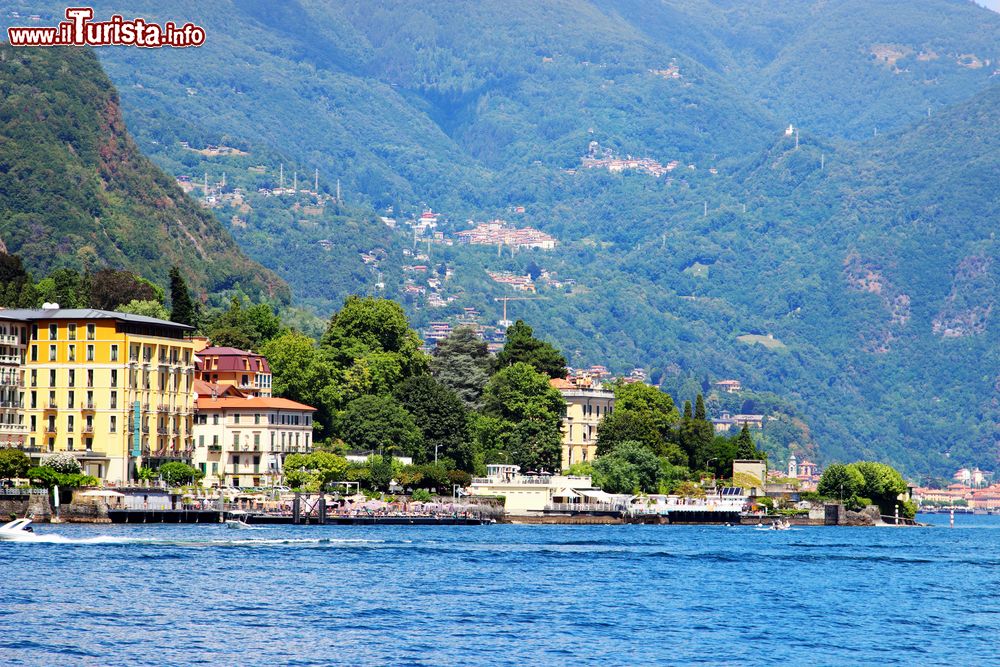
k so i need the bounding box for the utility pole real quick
[494,295,546,328]
[336,178,341,202]
[703,201,708,217]
[820,153,825,170]
[279,163,284,190]
[314,168,319,193]
[794,129,799,150]
[293,170,297,192]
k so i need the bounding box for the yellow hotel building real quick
[0,306,195,483]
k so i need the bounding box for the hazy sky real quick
[974,0,1000,13]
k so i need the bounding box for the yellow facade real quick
[555,384,615,470]
[6,312,196,483]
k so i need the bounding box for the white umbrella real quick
[80,489,125,498]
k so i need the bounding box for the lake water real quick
[1,513,998,666]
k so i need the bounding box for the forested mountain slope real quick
[0,44,287,302]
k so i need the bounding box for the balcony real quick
[142,403,150,412]
[0,375,23,387]
[0,400,23,410]
[0,354,20,365]
[0,334,19,346]
[208,444,223,452]
[157,427,168,435]
[0,423,28,433]
[82,425,94,434]
[44,426,57,435]
[45,402,58,410]
[157,403,170,412]
[76,449,106,459]
[81,402,96,411]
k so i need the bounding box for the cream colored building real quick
[192,389,315,488]
[467,464,600,515]
[550,377,615,470]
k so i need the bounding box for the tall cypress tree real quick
[169,266,197,326]
[694,393,707,421]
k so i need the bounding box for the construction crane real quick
[494,296,546,328]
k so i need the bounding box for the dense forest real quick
[1,1,998,477]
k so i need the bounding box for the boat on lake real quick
[0,518,38,541]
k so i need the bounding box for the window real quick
[87,369,93,388]
[67,391,74,409]
[48,324,57,340]
[234,414,241,424]
[211,462,218,474]
[68,369,74,388]
[48,345,56,362]
[30,391,36,409]
[68,323,77,340]
[67,415,74,432]
[110,392,117,409]
[30,415,36,431]
[86,345,94,361]
[232,432,240,447]
[30,345,37,362]
[48,391,55,408]
[66,437,74,451]
[212,414,220,425]
[110,416,117,432]
[110,344,118,362]
[254,414,261,425]
[86,391,93,408]
[48,370,56,387]
[110,369,118,388]
[253,433,260,447]
[199,435,205,447]
[67,345,75,362]
[86,323,95,340]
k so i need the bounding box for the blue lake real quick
[1,513,998,666]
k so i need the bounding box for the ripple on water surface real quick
[2,516,999,666]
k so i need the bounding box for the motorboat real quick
[0,518,37,541]
[225,512,254,529]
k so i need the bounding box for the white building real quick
[191,382,315,488]
[468,464,602,515]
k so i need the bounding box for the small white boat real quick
[0,518,38,541]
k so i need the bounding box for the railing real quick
[157,427,168,435]
[77,449,106,458]
[546,502,624,513]
[83,425,94,434]
[46,402,58,409]
[82,402,96,410]
[0,423,29,433]
[0,400,23,409]
[157,404,170,412]
[0,375,23,387]
[208,444,222,452]
[0,354,20,365]
[44,427,57,434]
[0,334,20,346]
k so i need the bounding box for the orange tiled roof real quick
[196,396,316,411]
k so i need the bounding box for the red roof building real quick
[196,346,272,397]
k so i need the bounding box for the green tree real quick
[157,462,203,486]
[481,362,565,471]
[735,424,764,459]
[260,331,341,435]
[395,375,472,469]
[338,395,423,459]
[430,326,492,409]
[206,297,283,350]
[118,299,170,320]
[494,320,567,378]
[169,266,198,326]
[0,448,30,479]
[848,461,910,516]
[88,269,159,310]
[817,463,865,500]
[593,441,660,494]
[283,451,349,489]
